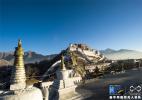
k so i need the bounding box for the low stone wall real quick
[41,81,53,88]
[59,86,77,100]
[41,77,82,100]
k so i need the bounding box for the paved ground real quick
[76,68,142,100]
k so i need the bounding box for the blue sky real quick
[0,0,142,55]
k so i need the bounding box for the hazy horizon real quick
[0,46,142,56]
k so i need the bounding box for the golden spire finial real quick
[18,39,22,47]
[61,54,66,70]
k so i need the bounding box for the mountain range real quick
[1,47,142,66]
[0,51,56,66]
[100,48,142,60]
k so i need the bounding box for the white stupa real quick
[0,40,43,100]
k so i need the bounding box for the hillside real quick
[0,59,12,67]
[41,44,109,80]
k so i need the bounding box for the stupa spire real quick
[61,54,66,70]
[18,39,22,47]
[10,39,26,90]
